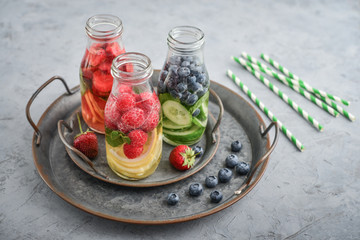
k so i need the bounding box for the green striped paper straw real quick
[261,53,350,106]
[317,94,356,121]
[227,69,304,151]
[240,52,339,117]
[232,56,324,131]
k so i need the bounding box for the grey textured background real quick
[1,0,360,239]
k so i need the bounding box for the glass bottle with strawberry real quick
[80,14,126,134]
[104,52,162,180]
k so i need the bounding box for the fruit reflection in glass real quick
[104,52,162,180]
[158,26,210,146]
[80,14,126,133]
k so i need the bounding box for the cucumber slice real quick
[163,118,192,130]
[188,91,209,114]
[162,100,192,126]
[198,101,209,120]
[163,125,205,142]
[192,116,207,127]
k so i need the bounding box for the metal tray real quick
[26,71,278,224]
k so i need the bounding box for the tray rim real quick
[31,78,271,225]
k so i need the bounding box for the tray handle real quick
[235,121,279,195]
[209,88,224,143]
[57,119,108,179]
[26,76,79,145]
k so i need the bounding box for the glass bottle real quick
[158,26,210,146]
[104,52,162,180]
[80,14,126,134]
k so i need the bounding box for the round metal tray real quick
[26,71,278,224]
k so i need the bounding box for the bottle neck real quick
[167,26,205,55]
[85,14,123,41]
[111,52,153,84]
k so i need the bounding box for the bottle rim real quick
[111,52,153,83]
[85,14,123,39]
[167,26,205,52]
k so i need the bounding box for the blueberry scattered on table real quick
[189,183,203,196]
[205,176,218,188]
[225,154,239,168]
[235,162,250,175]
[210,190,223,203]
[218,168,233,183]
[167,193,179,206]
[231,140,242,152]
[193,145,204,158]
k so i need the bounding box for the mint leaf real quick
[105,128,131,147]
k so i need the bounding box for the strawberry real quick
[141,108,159,133]
[92,71,113,96]
[120,107,145,129]
[105,42,125,58]
[73,113,98,159]
[123,143,143,159]
[98,59,112,74]
[169,145,196,171]
[128,129,148,147]
[115,93,135,112]
[88,44,106,66]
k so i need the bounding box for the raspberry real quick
[141,109,159,133]
[123,143,143,159]
[115,93,135,112]
[117,121,132,134]
[128,129,148,147]
[120,108,145,129]
[104,96,121,129]
[137,91,160,113]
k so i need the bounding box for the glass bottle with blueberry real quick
[158,26,210,146]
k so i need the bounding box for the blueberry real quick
[235,162,250,175]
[231,140,242,152]
[178,67,191,77]
[187,75,196,85]
[183,56,193,62]
[180,91,190,103]
[185,94,198,106]
[160,70,169,81]
[190,66,202,77]
[188,82,203,93]
[196,73,206,85]
[193,145,204,158]
[205,176,218,188]
[225,154,239,168]
[210,190,223,203]
[167,193,179,206]
[196,87,207,97]
[192,108,200,117]
[176,82,187,93]
[218,168,233,183]
[169,55,181,65]
[170,90,182,99]
[181,61,190,67]
[189,183,203,196]
[166,79,177,91]
[168,64,179,75]
[157,81,166,93]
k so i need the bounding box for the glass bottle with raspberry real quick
[104,52,162,180]
[80,14,126,133]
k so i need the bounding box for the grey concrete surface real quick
[1,0,359,239]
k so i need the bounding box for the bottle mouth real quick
[167,26,205,52]
[85,14,123,39]
[111,52,153,82]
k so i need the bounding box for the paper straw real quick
[317,95,356,121]
[232,56,324,131]
[227,69,304,151]
[240,53,339,117]
[261,53,350,106]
